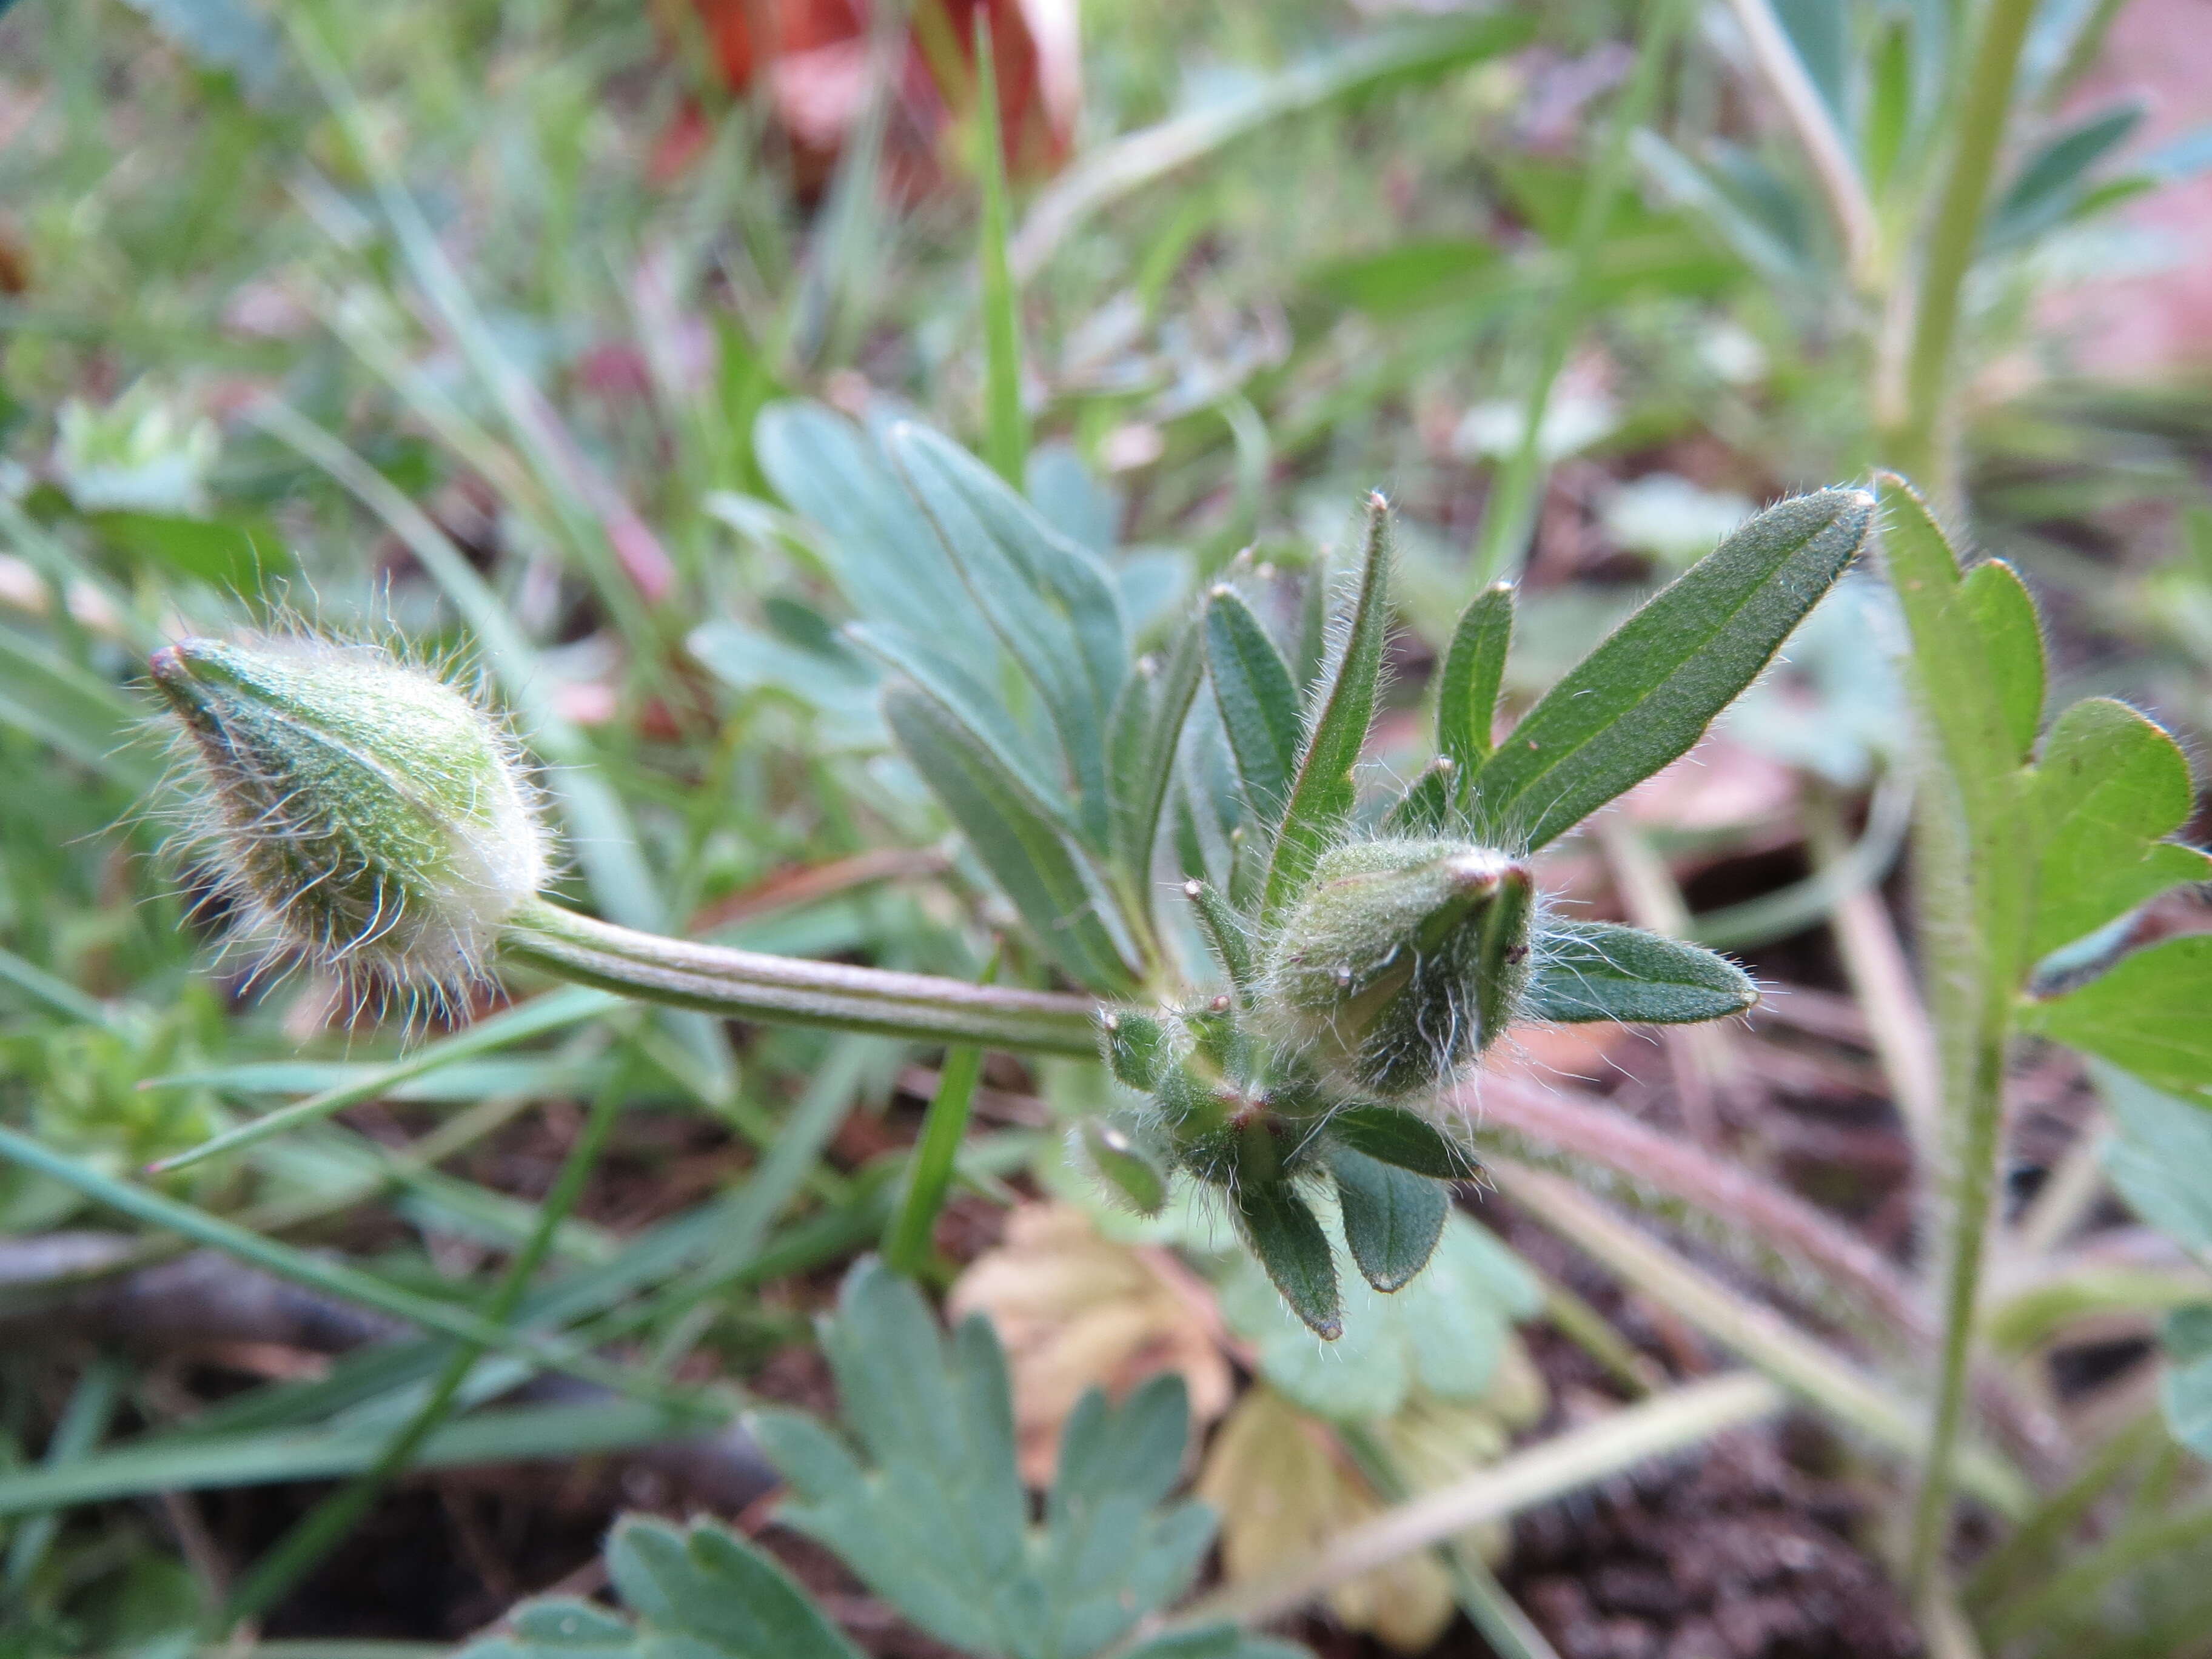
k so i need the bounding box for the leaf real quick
[1261,495,1392,924]
[754,402,999,671]
[884,686,1139,994]
[1382,757,1457,835]
[1203,586,1302,820]
[853,621,1072,821]
[1437,580,1514,773]
[2020,934,2212,1101]
[1120,1626,1314,1659]
[1329,1146,1448,1293]
[891,422,1130,847]
[118,0,283,103]
[1110,615,1206,893]
[1771,0,1849,122]
[1957,559,2043,763]
[606,1518,863,1659]
[503,1597,637,1657]
[752,1258,1219,1659]
[2028,698,2210,960]
[1215,1210,1540,1421]
[1326,1103,1481,1181]
[1987,100,2146,251]
[2161,1305,2212,1458]
[1522,919,1759,1025]
[1469,488,1872,850]
[1235,1179,1342,1341]
[2096,1064,2212,1255]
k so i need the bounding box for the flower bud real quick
[150,636,548,991]
[1260,838,1532,1097]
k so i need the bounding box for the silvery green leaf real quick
[1523,920,1758,1025]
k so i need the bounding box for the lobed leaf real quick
[2019,934,2212,1101]
[854,622,1071,822]
[2028,697,2210,962]
[885,687,1140,994]
[1958,558,2044,763]
[752,1259,1224,1659]
[1204,586,1304,820]
[607,1517,863,1659]
[890,422,1128,849]
[1235,1179,1342,1340]
[1470,488,1872,850]
[1329,1145,1449,1293]
[1523,919,1759,1025]
[1437,580,1515,773]
[1261,495,1393,923]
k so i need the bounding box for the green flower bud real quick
[1260,837,1532,1098]
[150,636,549,994]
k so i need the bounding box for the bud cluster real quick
[149,635,549,1004]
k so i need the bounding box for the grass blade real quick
[973,10,1025,485]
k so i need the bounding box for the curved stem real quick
[499,897,1103,1055]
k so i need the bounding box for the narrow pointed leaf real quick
[1959,559,2043,762]
[1470,488,1872,850]
[885,686,1139,994]
[851,623,1071,821]
[1438,580,1514,771]
[2028,697,2211,960]
[2019,934,2212,1100]
[890,422,1128,846]
[1204,586,1303,817]
[1262,495,1393,923]
[1327,1103,1482,1180]
[1236,1179,1342,1339]
[1523,919,1759,1024]
[755,403,996,666]
[1113,616,1207,891]
[1383,757,1459,835]
[1329,1145,1449,1293]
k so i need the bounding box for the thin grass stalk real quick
[1470,0,1687,584]
[223,1042,643,1624]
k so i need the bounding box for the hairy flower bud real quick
[149,635,548,993]
[1261,838,1532,1097]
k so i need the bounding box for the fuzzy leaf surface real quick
[1329,1145,1448,1293]
[885,687,1139,994]
[751,1259,1219,1659]
[1261,498,1392,923]
[1235,1179,1342,1340]
[1110,615,1205,894]
[1436,580,1514,773]
[1523,919,1758,1025]
[2020,934,2212,1101]
[1216,1209,1539,1420]
[1326,1103,1481,1180]
[1204,586,1303,819]
[1957,559,2043,763]
[1470,488,1871,849]
[2028,697,2210,960]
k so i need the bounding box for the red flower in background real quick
[657,0,1079,190]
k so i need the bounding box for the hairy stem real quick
[499,897,1102,1054]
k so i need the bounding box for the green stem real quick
[224,1045,640,1624]
[1470,0,1685,585]
[1883,0,2040,490]
[883,950,1000,1275]
[499,898,1101,1055]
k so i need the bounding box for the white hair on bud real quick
[148,626,552,1028]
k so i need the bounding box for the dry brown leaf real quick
[948,1202,1232,1483]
